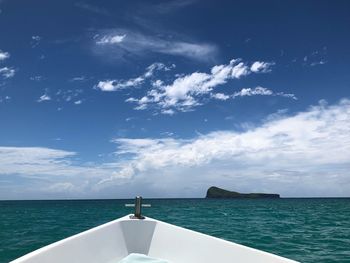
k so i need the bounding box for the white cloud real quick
[74,100,82,105]
[98,99,350,197]
[0,67,15,78]
[211,93,230,100]
[161,109,175,115]
[30,75,43,81]
[310,60,327,67]
[93,29,217,61]
[233,86,272,97]
[0,50,10,61]
[44,182,90,194]
[37,94,51,102]
[232,87,297,100]
[250,61,275,73]
[55,88,83,103]
[46,182,76,192]
[96,59,292,114]
[96,80,118,91]
[1,99,350,198]
[126,59,281,113]
[97,77,144,91]
[0,147,76,176]
[96,62,174,92]
[0,146,124,199]
[295,48,328,67]
[0,50,16,79]
[32,35,41,41]
[0,145,122,180]
[0,95,11,103]
[70,76,86,82]
[31,35,41,48]
[96,34,126,45]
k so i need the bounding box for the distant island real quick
[206,186,280,199]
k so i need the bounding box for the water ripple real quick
[1,198,350,263]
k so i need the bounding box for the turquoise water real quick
[1,198,350,263]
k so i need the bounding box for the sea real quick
[1,198,350,263]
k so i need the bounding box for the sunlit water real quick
[1,198,350,263]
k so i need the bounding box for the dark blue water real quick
[1,198,350,263]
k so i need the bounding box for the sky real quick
[0,0,349,199]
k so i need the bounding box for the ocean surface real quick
[1,198,350,263]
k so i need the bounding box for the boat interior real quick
[12,215,298,263]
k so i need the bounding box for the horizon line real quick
[1,196,350,201]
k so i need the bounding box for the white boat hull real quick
[11,215,298,263]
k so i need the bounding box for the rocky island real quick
[206,186,280,199]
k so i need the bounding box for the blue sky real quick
[0,0,349,199]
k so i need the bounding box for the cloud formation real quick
[35,89,84,105]
[299,47,328,67]
[96,34,126,45]
[96,62,174,91]
[97,99,350,197]
[231,87,297,100]
[250,61,274,73]
[0,147,76,176]
[0,50,10,61]
[0,146,119,179]
[93,29,218,62]
[0,49,15,79]
[96,59,294,114]
[0,95,11,103]
[0,67,15,78]
[37,94,51,102]
[124,59,288,113]
[31,35,41,48]
[70,76,87,82]
[0,146,120,199]
[1,99,349,198]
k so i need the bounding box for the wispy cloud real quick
[96,62,175,92]
[75,2,109,16]
[153,0,197,13]
[93,29,218,62]
[231,87,297,100]
[210,93,230,101]
[37,94,51,102]
[0,95,11,103]
[96,34,126,45]
[70,76,87,82]
[310,60,327,67]
[0,67,15,78]
[30,75,43,81]
[0,49,16,79]
[55,88,83,103]
[31,35,41,48]
[0,147,75,176]
[211,87,296,101]
[297,47,328,67]
[0,146,132,199]
[0,50,10,61]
